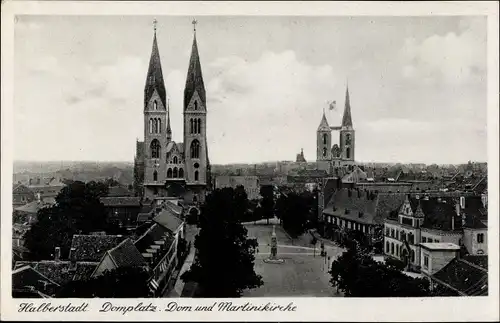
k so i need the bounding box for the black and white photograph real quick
[1,1,499,321]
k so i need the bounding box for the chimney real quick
[54,247,61,261]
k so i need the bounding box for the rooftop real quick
[420,242,460,251]
[70,234,125,262]
[100,196,141,207]
[432,258,488,296]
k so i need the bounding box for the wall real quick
[420,229,462,245]
[420,249,458,276]
[92,254,117,277]
[463,228,488,255]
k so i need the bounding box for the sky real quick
[13,15,487,164]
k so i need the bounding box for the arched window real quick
[173,156,178,164]
[391,242,394,255]
[173,167,178,178]
[190,140,200,159]
[179,168,184,178]
[149,119,153,134]
[194,170,199,181]
[194,100,198,110]
[323,133,327,145]
[167,168,173,178]
[194,118,198,134]
[158,119,161,133]
[154,101,157,110]
[150,139,160,158]
[152,118,157,133]
[190,119,194,134]
[323,147,327,157]
[197,119,202,134]
[346,147,351,159]
[153,170,158,181]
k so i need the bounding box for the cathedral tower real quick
[143,21,168,195]
[317,111,332,161]
[183,20,208,202]
[339,85,355,164]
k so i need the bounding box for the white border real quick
[1,1,499,321]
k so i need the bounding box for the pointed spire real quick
[166,98,172,141]
[184,19,206,111]
[317,110,330,131]
[342,84,353,128]
[144,19,166,109]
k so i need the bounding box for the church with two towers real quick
[134,20,211,204]
[316,85,356,173]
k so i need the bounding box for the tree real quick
[280,192,309,238]
[56,266,151,298]
[233,185,249,221]
[259,185,275,225]
[329,238,430,297]
[24,180,118,260]
[181,188,263,297]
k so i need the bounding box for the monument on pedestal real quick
[264,225,284,264]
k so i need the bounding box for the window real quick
[428,238,433,243]
[396,246,399,257]
[154,101,158,110]
[153,171,158,181]
[386,227,390,236]
[150,139,160,158]
[423,255,429,268]
[197,119,202,134]
[190,119,194,134]
[190,140,200,158]
[194,171,199,181]
[391,243,394,255]
[153,187,158,195]
[411,250,415,263]
[173,156,178,164]
[346,147,351,159]
[194,162,199,169]
[179,168,184,178]
[167,168,173,178]
[323,147,327,157]
[158,119,161,133]
[323,133,327,145]
[477,233,484,243]
[408,233,414,244]
[391,229,395,238]
[386,241,390,253]
[149,119,153,134]
[422,237,427,243]
[194,100,198,110]
[173,167,178,178]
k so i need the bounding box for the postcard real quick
[1,1,499,321]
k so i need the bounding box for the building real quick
[12,265,59,298]
[26,177,65,202]
[12,183,35,208]
[134,21,211,205]
[322,188,407,248]
[316,85,355,171]
[215,175,261,200]
[295,148,307,163]
[92,204,185,296]
[383,195,488,271]
[99,196,143,228]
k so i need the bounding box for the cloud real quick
[200,50,339,163]
[399,17,486,85]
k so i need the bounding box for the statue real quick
[264,225,284,264]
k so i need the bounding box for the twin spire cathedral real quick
[316,85,355,171]
[134,19,210,203]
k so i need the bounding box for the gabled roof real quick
[432,258,488,296]
[70,234,125,262]
[14,200,51,214]
[108,238,147,268]
[184,32,206,111]
[153,208,183,233]
[14,261,98,286]
[99,196,141,207]
[12,265,60,291]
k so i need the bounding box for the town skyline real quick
[14,16,487,164]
